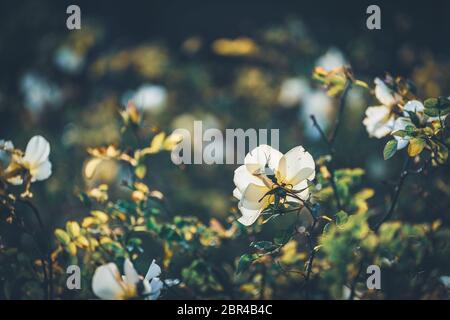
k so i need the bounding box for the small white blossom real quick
[233,144,315,226]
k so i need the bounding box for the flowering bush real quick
[1,10,450,300]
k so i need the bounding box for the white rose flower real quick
[7,135,52,185]
[22,135,52,182]
[363,78,400,138]
[391,99,447,150]
[92,259,163,300]
[402,99,446,122]
[233,144,315,226]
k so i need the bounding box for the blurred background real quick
[1,0,450,246]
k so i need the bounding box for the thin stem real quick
[310,116,343,211]
[349,258,364,300]
[259,265,267,300]
[303,217,319,299]
[310,115,333,152]
[329,81,352,146]
[17,199,53,299]
[374,156,410,232]
[309,80,352,213]
[328,166,343,211]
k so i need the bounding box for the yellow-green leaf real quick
[66,221,80,238]
[91,210,109,223]
[407,138,426,157]
[55,229,71,245]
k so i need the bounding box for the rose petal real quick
[233,165,264,193]
[123,259,140,286]
[277,146,315,185]
[237,206,262,226]
[92,263,125,300]
[374,78,397,107]
[32,160,52,181]
[145,259,161,280]
[240,183,270,210]
[23,136,50,165]
[244,144,283,175]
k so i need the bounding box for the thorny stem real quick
[17,199,54,300]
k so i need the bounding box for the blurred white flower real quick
[0,140,14,152]
[315,47,346,71]
[124,84,167,112]
[278,77,311,108]
[299,90,334,140]
[233,144,315,226]
[440,276,450,289]
[373,77,400,108]
[0,140,14,169]
[92,259,163,300]
[54,47,84,74]
[20,73,62,115]
[363,78,400,138]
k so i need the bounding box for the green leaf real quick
[424,98,439,109]
[383,140,398,160]
[407,138,426,157]
[407,111,421,127]
[405,125,416,135]
[237,254,256,274]
[335,210,349,226]
[438,96,450,109]
[424,107,440,117]
[392,130,407,138]
[250,241,275,251]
